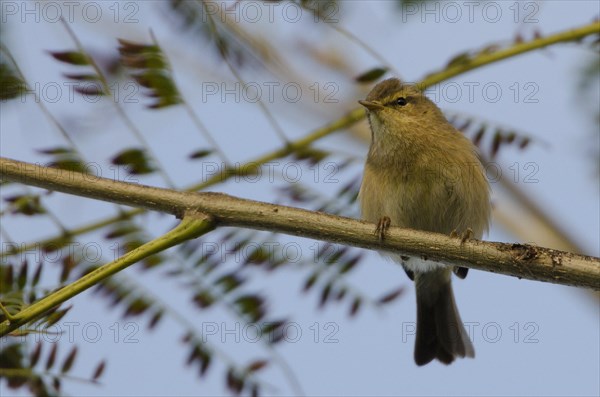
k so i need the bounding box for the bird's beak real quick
[358,100,384,111]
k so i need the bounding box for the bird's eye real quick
[396,97,408,106]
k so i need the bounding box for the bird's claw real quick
[375,216,391,242]
[461,228,474,243]
[450,228,474,244]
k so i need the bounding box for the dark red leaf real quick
[92,360,106,381]
[45,343,58,370]
[349,297,361,317]
[377,287,405,305]
[30,342,42,367]
[247,360,268,373]
[61,346,78,373]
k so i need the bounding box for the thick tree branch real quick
[1,157,598,290]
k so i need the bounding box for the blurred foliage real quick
[37,147,88,174]
[355,67,389,83]
[576,54,600,176]
[111,148,156,175]
[118,39,182,109]
[0,261,105,395]
[0,61,28,100]
[166,0,268,67]
[447,114,536,158]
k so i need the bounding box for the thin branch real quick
[198,0,290,144]
[419,21,600,87]
[1,157,598,294]
[298,3,399,76]
[169,252,305,396]
[0,45,79,152]
[109,272,268,390]
[59,18,177,188]
[0,207,215,336]
[149,31,233,166]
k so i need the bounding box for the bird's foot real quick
[375,216,391,243]
[460,228,474,243]
[450,228,474,244]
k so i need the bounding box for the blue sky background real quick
[1,1,599,396]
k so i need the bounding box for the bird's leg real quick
[460,228,474,243]
[451,228,474,279]
[375,216,391,243]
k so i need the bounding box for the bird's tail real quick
[414,269,474,366]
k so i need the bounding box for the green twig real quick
[0,214,215,337]
[419,22,600,87]
[0,302,15,322]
